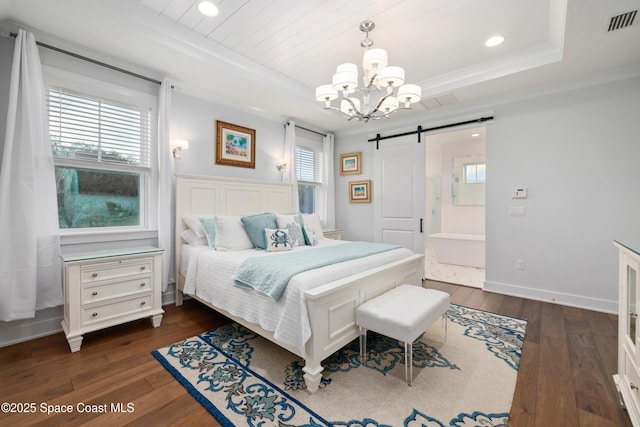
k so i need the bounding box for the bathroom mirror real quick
[452,155,485,206]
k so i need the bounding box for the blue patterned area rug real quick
[152,304,526,426]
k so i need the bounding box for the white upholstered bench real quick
[356,284,451,385]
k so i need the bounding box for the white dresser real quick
[61,246,164,352]
[614,240,640,426]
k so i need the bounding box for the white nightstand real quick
[61,246,164,352]
[323,229,343,240]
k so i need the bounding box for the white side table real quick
[61,246,164,352]
[323,229,343,240]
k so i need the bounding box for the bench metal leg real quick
[405,341,413,386]
[442,313,448,342]
[359,327,367,363]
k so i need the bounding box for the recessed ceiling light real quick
[198,1,219,17]
[472,133,480,137]
[485,35,505,47]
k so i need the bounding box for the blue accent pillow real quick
[241,213,277,249]
[199,217,217,247]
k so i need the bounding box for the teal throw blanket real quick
[233,242,401,300]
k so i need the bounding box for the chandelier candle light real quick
[315,20,421,122]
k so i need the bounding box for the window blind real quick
[295,146,322,183]
[48,87,151,169]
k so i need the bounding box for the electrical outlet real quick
[509,207,525,216]
[516,259,525,270]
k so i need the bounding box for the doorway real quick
[424,126,486,288]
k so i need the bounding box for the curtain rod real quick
[296,124,327,137]
[9,31,163,86]
[285,121,327,137]
[368,116,494,148]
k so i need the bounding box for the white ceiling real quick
[0,0,639,136]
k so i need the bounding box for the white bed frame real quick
[175,173,424,392]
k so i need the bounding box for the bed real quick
[175,174,424,393]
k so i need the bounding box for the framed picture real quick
[340,152,362,175]
[215,120,256,168]
[349,180,371,203]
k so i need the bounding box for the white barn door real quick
[373,134,425,271]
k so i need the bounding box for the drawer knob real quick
[140,282,146,287]
[92,312,98,317]
[140,266,146,271]
[92,291,98,296]
[92,273,98,278]
[140,301,146,306]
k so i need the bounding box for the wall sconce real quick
[276,158,287,174]
[276,158,287,182]
[171,139,189,159]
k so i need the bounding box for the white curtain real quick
[283,121,299,211]
[0,29,62,321]
[157,78,174,292]
[321,133,336,229]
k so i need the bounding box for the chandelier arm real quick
[364,73,378,90]
[369,92,393,116]
[322,105,362,120]
[341,97,362,115]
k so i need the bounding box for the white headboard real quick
[175,174,293,275]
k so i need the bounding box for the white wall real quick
[484,76,640,312]
[335,76,640,313]
[334,135,376,241]
[170,91,285,182]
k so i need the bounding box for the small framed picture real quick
[349,180,371,203]
[340,152,362,175]
[215,120,256,169]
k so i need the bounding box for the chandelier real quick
[315,20,421,122]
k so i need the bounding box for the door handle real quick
[420,218,423,233]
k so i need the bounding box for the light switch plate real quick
[512,188,528,198]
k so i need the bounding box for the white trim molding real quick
[484,280,617,314]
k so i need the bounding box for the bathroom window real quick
[464,162,486,184]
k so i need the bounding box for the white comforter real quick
[182,239,413,356]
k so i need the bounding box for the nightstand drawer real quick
[81,295,152,326]
[81,277,152,304]
[80,258,153,283]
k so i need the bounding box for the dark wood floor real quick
[0,281,631,426]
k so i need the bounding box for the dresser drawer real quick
[624,352,640,409]
[81,276,152,304]
[81,295,152,326]
[80,258,153,283]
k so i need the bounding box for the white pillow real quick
[275,213,305,247]
[302,213,325,240]
[213,215,254,251]
[264,228,293,252]
[180,229,208,246]
[182,215,214,238]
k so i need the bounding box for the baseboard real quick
[1,283,178,349]
[0,305,65,348]
[484,280,617,314]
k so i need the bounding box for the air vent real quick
[420,93,458,109]
[608,10,637,32]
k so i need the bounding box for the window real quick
[295,143,323,214]
[48,87,151,230]
[464,162,486,184]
